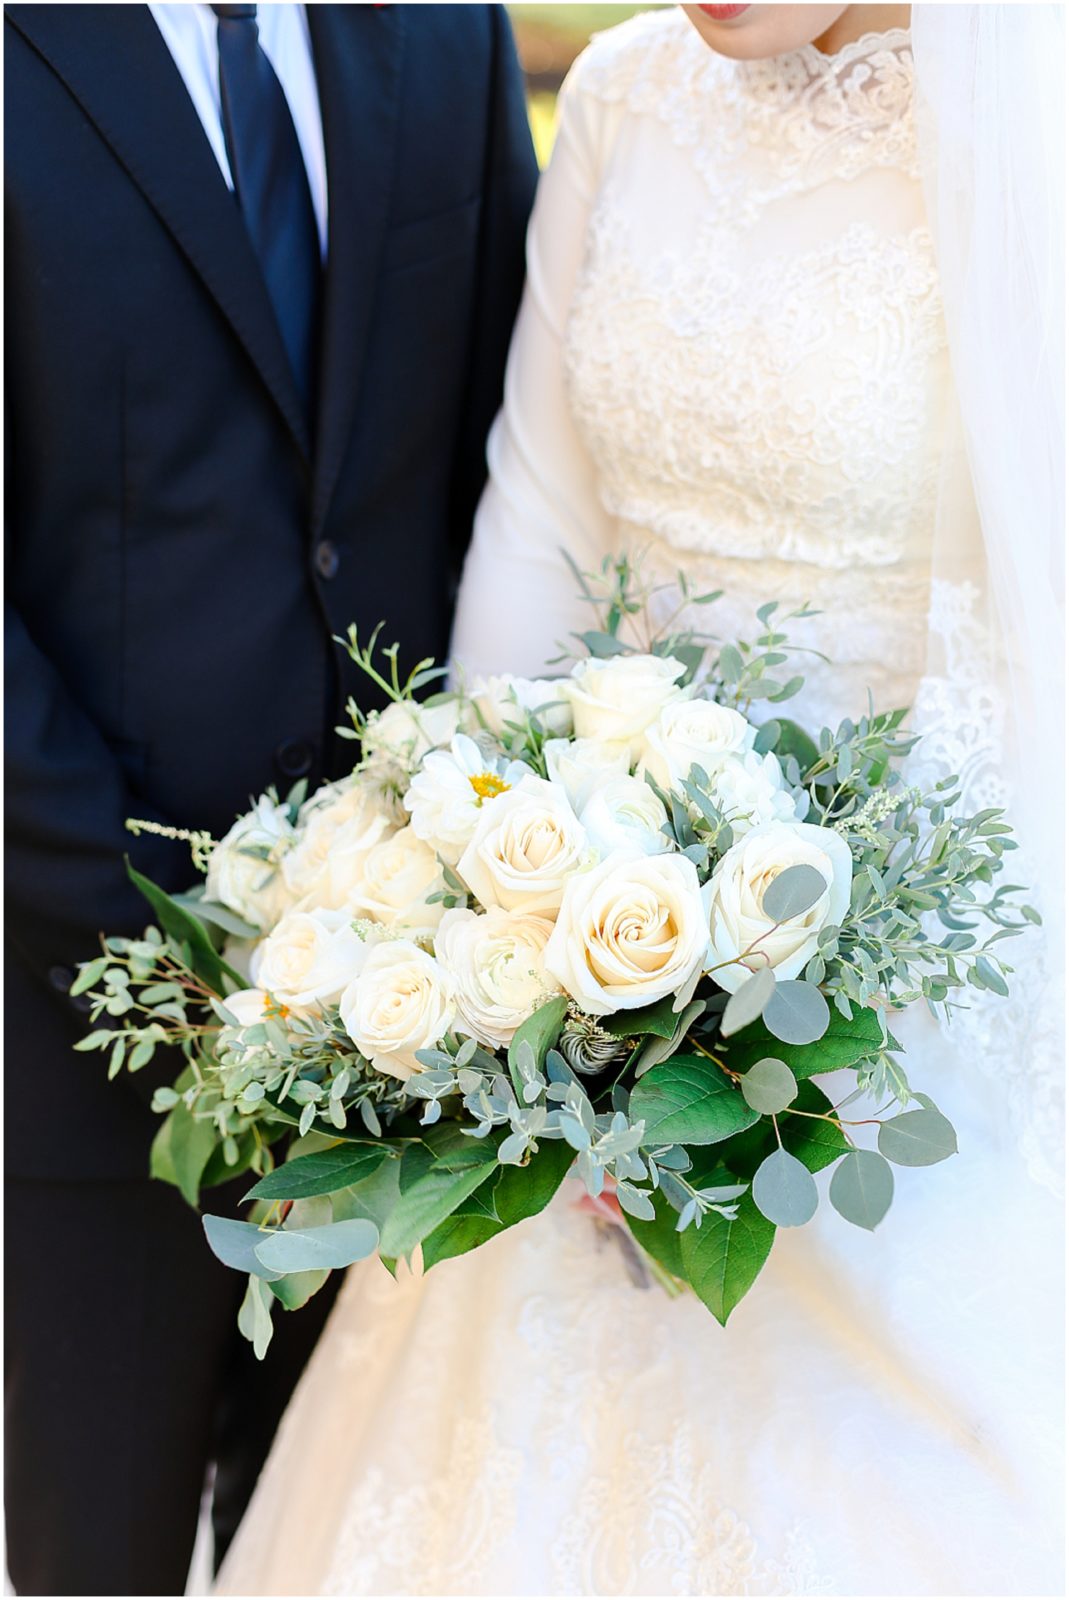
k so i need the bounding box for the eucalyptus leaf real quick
[740,1057,797,1115]
[878,1108,958,1167]
[722,1000,884,1081]
[268,1267,331,1311]
[202,1215,284,1281]
[752,1148,818,1227]
[762,980,831,1046]
[720,967,776,1038]
[253,1217,380,1274]
[237,1275,274,1360]
[829,1149,894,1230]
[761,863,828,923]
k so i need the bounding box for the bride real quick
[218,5,1063,1594]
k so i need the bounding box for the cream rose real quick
[707,820,853,993]
[707,750,806,837]
[340,940,456,1080]
[349,825,446,938]
[251,908,372,1010]
[544,850,710,1017]
[639,698,756,791]
[404,734,530,865]
[469,675,573,740]
[222,988,273,1029]
[566,654,689,757]
[543,736,631,813]
[282,778,394,912]
[360,698,460,772]
[580,775,669,858]
[457,775,591,916]
[206,795,296,931]
[435,906,560,1049]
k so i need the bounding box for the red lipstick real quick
[697,4,751,18]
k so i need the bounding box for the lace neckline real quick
[732,26,914,111]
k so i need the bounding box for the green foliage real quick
[829,1150,895,1230]
[677,1192,777,1325]
[723,1001,885,1081]
[629,1054,760,1146]
[244,1143,389,1202]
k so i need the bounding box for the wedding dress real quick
[218,15,1063,1595]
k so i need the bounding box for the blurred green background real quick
[508,4,663,163]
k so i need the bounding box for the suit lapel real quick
[7,4,311,462]
[306,5,405,535]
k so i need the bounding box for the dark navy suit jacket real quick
[5,2,538,1175]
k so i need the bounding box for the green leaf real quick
[201,1131,260,1191]
[740,1057,797,1115]
[244,1143,388,1202]
[751,1149,818,1227]
[508,996,568,1071]
[678,1192,776,1325]
[493,1138,576,1229]
[253,1217,379,1274]
[171,893,259,941]
[378,1158,501,1260]
[878,1108,958,1167]
[629,1054,760,1147]
[762,980,830,1046]
[202,1215,284,1281]
[268,1268,331,1311]
[328,1156,402,1230]
[829,1150,894,1230]
[601,993,681,1040]
[624,1187,686,1281]
[774,719,819,775]
[720,967,776,1037]
[725,1000,883,1081]
[721,1081,848,1179]
[126,862,243,995]
[237,1275,274,1360]
[150,1100,218,1208]
[421,1212,504,1272]
[761,864,827,922]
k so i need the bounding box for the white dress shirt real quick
[149,2,328,258]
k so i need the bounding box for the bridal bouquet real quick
[74,561,1034,1353]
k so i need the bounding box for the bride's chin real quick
[680,3,851,62]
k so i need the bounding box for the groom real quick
[4,3,536,1593]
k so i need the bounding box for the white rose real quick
[457,775,591,916]
[543,736,632,813]
[469,675,573,740]
[404,734,530,865]
[282,777,394,911]
[639,698,756,791]
[707,820,853,993]
[360,698,460,772]
[206,795,296,931]
[566,654,689,757]
[545,849,710,1017]
[349,825,446,938]
[580,775,669,858]
[708,750,807,838]
[435,906,560,1049]
[252,908,372,1010]
[340,940,455,1080]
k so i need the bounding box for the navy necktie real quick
[211,3,321,418]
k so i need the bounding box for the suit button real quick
[49,964,75,993]
[314,540,339,581]
[275,739,314,779]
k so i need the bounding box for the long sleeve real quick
[450,61,617,681]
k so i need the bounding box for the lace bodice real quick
[560,13,947,722]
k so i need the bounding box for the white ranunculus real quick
[543,736,631,813]
[360,698,461,772]
[251,908,373,1010]
[282,777,394,912]
[404,734,530,865]
[339,940,455,1080]
[639,697,756,791]
[544,850,710,1018]
[707,820,853,993]
[565,654,689,757]
[457,774,591,916]
[469,675,573,740]
[205,795,296,931]
[580,775,669,859]
[349,825,446,938]
[707,750,807,838]
[435,906,560,1049]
